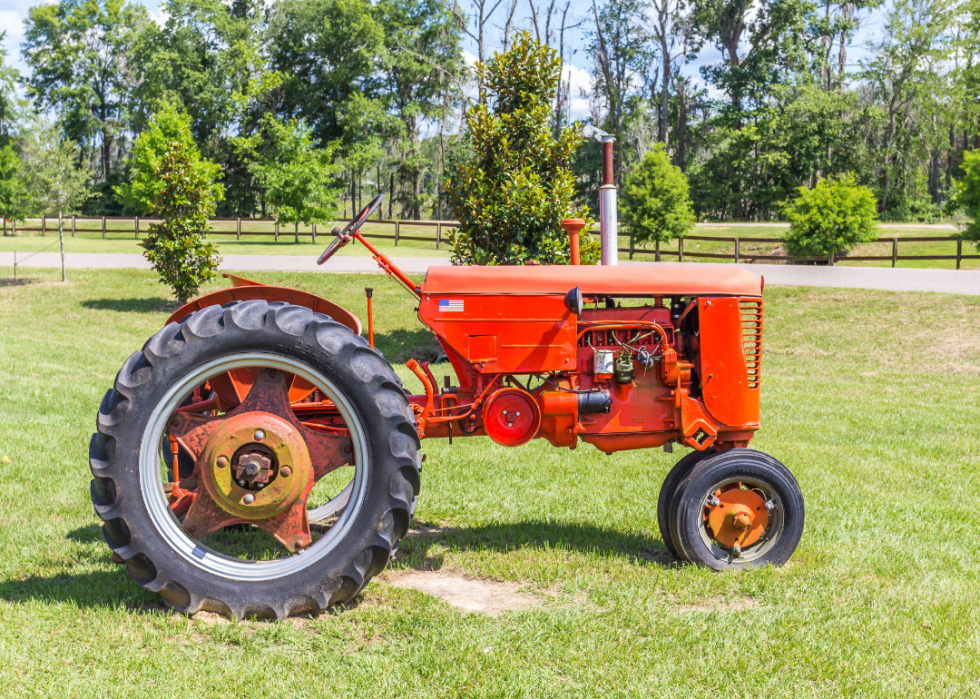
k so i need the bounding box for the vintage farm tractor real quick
[90,193,804,619]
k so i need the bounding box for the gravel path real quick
[3,251,978,295]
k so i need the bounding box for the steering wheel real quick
[317,192,385,265]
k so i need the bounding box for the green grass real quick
[1,269,979,697]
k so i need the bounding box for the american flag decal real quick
[439,298,464,312]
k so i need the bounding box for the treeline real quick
[0,0,977,223]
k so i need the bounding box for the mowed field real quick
[0,219,976,269]
[0,268,978,697]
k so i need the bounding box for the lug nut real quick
[764,500,776,511]
[243,493,255,504]
[254,429,265,442]
[732,544,742,557]
[281,466,292,478]
[706,495,720,507]
[216,456,228,468]
[238,479,246,487]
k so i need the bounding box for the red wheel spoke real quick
[301,425,354,480]
[168,412,226,463]
[254,500,313,553]
[235,369,294,420]
[181,487,244,539]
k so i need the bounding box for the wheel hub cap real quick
[705,487,770,549]
[200,411,311,520]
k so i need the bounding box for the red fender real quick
[166,274,363,335]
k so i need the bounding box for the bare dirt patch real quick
[382,570,541,616]
[676,595,759,613]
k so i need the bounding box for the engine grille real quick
[739,299,763,388]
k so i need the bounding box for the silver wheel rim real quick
[138,353,368,582]
[696,477,785,563]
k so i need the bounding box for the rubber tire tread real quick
[656,448,715,560]
[670,449,804,571]
[89,300,421,619]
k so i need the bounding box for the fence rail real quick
[4,216,976,269]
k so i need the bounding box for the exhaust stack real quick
[583,126,618,265]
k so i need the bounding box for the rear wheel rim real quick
[138,352,368,582]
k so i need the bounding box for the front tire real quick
[89,300,421,619]
[669,449,804,571]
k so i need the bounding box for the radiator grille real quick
[739,299,763,389]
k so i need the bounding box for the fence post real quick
[734,237,741,264]
[12,219,15,236]
[135,217,140,239]
[629,231,635,260]
[957,238,962,270]
[394,221,400,246]
[236,217,241,240]
[42,216,46,236]
[71,215,76,238]
[436,223,441,249]
[655,239,661,262]
[678,238,684,263]
[828,251,834,266]
[312,223,317,244]
[892,237,898,268]
[275,221,279,241]
[102,216,106,239]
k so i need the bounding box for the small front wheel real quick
[670,450,804,571]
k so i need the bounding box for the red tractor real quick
[90,194,804,619]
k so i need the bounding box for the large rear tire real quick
[89,300,421,619]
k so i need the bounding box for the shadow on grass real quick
[80,297,174,314]
[374,328,446,364]
[396,519,676,571]
[0,278,35,287]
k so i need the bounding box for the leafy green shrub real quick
[446,31,596,265]
[781,174,878,258]
[620,144,695,247]
[952,150,980,248]
[117,102,224,303]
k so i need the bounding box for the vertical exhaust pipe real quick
[583,126,618,265]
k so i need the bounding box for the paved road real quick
[3,251,979,295]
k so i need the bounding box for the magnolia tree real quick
[117,102,224,303]
[446,31,597,265]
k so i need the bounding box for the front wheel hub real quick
[704,487,770,549]
[199,411,311,520]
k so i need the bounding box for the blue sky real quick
[0,0,886,122]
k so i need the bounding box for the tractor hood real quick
[421,264,762,297]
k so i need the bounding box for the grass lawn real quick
[0,269,979,697]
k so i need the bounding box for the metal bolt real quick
[244,461,261,477]
[732,544,742,557]
[257,483,265,489]
[238,479,246,487]
[216,456,228,468]
[243,493,255,504]
[706,495,720,507]
[254,429,265,442]
[515,412,521,417]
[764,500,775,511]
[281,466,292,477]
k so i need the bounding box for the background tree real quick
[620,144,694,254]
[781,173,878,258]
[447,31,597,265]
[0,146,26,235]
[952,150,980,247]
[23,0,148,208]
[118,102,223,302]
[236,114,342,241]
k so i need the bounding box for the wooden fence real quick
[6,216,977,269]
